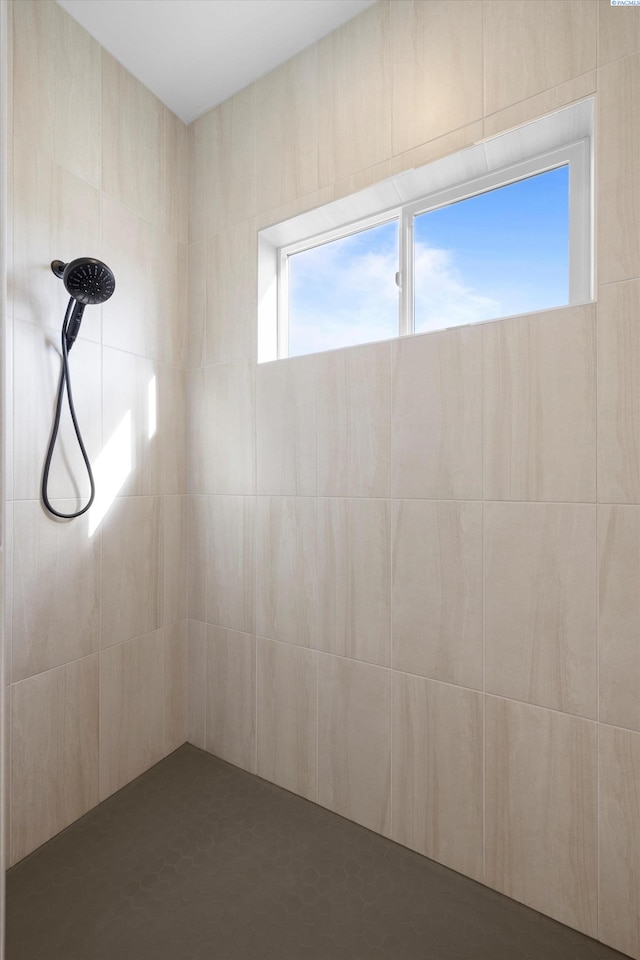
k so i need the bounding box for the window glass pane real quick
[288,219,399,357]
[413,165,569,334]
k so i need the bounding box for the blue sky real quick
[287,165,569,357]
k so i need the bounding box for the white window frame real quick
[258,99,593,363]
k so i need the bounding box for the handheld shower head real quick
[51,257,116,348]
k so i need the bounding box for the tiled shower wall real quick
[4,0,188,866]
[185,2,640,958]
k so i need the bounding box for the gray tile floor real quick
[6,744,631,960]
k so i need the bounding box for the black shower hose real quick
[41,297,96,519]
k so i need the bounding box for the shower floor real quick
[6,744,630,960]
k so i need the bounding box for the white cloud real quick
[413,243,501,333]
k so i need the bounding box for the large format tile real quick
[164,621,187,754]
[187,620,207,750]
[599,724,640,959]
[206,223,256,365]
[205,361,255,495]
[163,495,188,627]
[101,496,163,649]
[12,144,101,334]
[485,697,598,938]
[11,655,99,863]
[598,52,640,284]
[13,319,102,502]
[159,363,188,496]
[206,85,256,236]
[205,496,256,634]
[317,1,391,186]
[12,0,56,161]
[187,366,207,494]
[483,0,597,115]
[392,673,483,881]
[598,0,640,65]
[99,631,166,800]
[318,655,391,836]
[256,497,317,649]
[256,355,317,497]
[485,502,597,719]
[187,496,207,624]
[101,50,164,226]
[256,46,318,214]
[12,501,100,682]
[187,113,208,245]
[390,0,482,155]
[164,107,188,243]
[101,347,161,498]
[317,341,391,498]
[598,280,640,503]
[392,328,482,500]
[484,306,597,502]
[317,498,391,667]
[187,240,206,369]
[392,500,482,689]
[599,505,640,732]
[206,626,256,773]
[483,71,596,140]
[257,638,317,801]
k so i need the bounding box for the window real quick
[258,100,593,362]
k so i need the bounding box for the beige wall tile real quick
[317,341,391,498]
[390,122,484,179]
[392,500,482,690]
[257,637,317,800]
[256,46,318,214]
[55,3,101,186]
[598,280,640,503]
[101,496,163,649]
[485,697,597,937]
[99,631,165,800]
[187,240,206,369]
[187,366,207,494]
[187,113,208,244]
[599,505,640,732]
[598,53,640,284]
[256,497,317,649]
[206,496,256,634]
[187,620,207,749]
[392,673,483,881]
[483,0,597,115]
[102,347,161,498]
[392,327,482,500]
[485,502,597,719]
[317,498,391,666]
[598,0,640,64]
[390,0,482,155]
[317,1,391,186]
[484,305,597,502]
[13,319,102,502]
[164,108,188,243]
[12,0,56,159]
[101,197,184,366]
[12,144,101,332]
[318,654,391,835]
[188,496,207,623]
[163,495,188,627]
[12,501,100,682]
[164,621,187,753]
[159,363,188,496]
[11,655,99,863]
[101,50,164,226]
[206,86,256,236]
[599,724,640,958]
[483,72,596,140]
[206,223,257,365]
[205,361,255,495]
[206,625,256,772]
[256,355,317,497]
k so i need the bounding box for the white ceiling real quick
[57,0,375,124]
